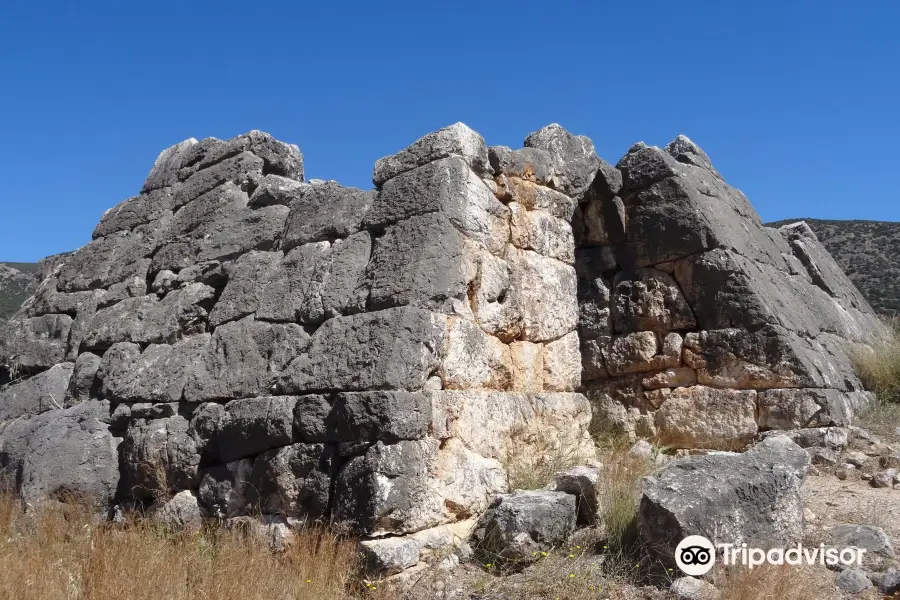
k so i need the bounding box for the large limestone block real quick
[205,131,302,180]
[0,314,73,371]
[665,134,718,174]
[321,232,372,318]
[334,439,442,535]
[83,283,214,350]
[0,362,74,420]
[142,138,199,193]
[494,175,578,221]
[93,188,175,239]
[217,396,298,462]
[332,391,595,536]
[611,268,696,333]
[617,141,786,270]
[654,386,758,450]
[508,341,544,392]
[542,331,581,392]
[0,401,120,508]
[467,248,521,341]
[179,130,303,182]
[439,317,511,390]
[168,181,248,240]
[577,270,612,340]
[683,327,824,390]
[256,234,371,324]
[279,307,445,393]
[247,443,333,518]
[282,182,372,249]
[507,247,578,342]
[335,435,505,537]
[428,391,596,466]
[367,212,470,312]
[488,145,557,186]
[639,436,808,564]
[249,174,304,207]
[577,192,627,246]
[67,352,101,404]
[757,388,868,429]
[331,391,432,443]
[478,490,577,563]
[188,402,226,460]
[185,318,309,403]
[120,414,200,500]
[173,151,263,209]
[208,251,282,327]
[198,459,253,518]
[373,122,490,186]
[602,331,682,375]
[194,204,289,264]
[522,123,602,198]
[779,221,877,313]
[58,228,163,293]
[641,367,697,390]
[674,247,820,334]
[508,202,575,264]
[366,157,508,254]
[359,537,422,575]
[100,335,210,403]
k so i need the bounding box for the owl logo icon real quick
[675,535,716,576]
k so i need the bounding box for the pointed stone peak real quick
[664,134,716,174]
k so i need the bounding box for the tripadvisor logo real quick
[675,535,867,576]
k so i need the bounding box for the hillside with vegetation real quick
[0,262,39,322]
[769,218,900,316]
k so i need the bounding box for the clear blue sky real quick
[1,1,897,261]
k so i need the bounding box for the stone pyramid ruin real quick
[0,122,888,558]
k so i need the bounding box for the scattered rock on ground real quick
[477,490,576,564]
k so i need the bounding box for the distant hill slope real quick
[768,219,900,316]
[0,263,39,322]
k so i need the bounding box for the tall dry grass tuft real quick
[711,564,836,600]
[853,317,900,403]
[502,425,592,491]
[0,493,363,600]
[852,318,900,439]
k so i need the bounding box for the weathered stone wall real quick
[0,125,595,550]
[0,121,888,555]
[573,136,888,450]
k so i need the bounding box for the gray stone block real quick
[0,400,119,509]
[120,414,200,501]
[217,396,298,462]
[0,362,74,420]
[248,443,334,518]
[283,182,372,250]
[279,307,444,393]
[373,122,489,186]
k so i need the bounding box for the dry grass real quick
[460,542,660,600]
[853,320,900,440]
[711,564,836,600]
[502,425,593,491]
[853,318,900,403]
[589,429,661,558]
[0,493,369,600]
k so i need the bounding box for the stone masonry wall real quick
[573,136,888,450]
[0,125,595,550]
[0,121,889,555]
